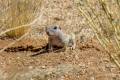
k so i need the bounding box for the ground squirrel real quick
[46,25,76,51]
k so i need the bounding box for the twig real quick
[0,9,43,36]
[78,7,107,49]
[77,1,120,69]
[0,6,44,53]
[99,0,120,49]
[0,29,30,53]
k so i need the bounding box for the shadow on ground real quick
[4,44,65,57]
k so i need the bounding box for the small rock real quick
[41,66,46,69]
[28,66,33,69]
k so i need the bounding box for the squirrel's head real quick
[46,25,62,36]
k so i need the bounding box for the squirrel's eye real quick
[53,26,57,29]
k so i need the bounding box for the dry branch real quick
[0,9,44,36]
[77,0,120,69]
[0,6,44,53]
[0,29,30,53]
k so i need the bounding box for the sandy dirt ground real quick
[0,36,120,80]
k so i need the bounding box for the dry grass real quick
[0,3,44,55]
[0,0,42,37]
[76,0,120,68]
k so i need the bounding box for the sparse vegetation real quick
[75,0,120,68]
[0,0,42,37]
[0,0,120,79]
